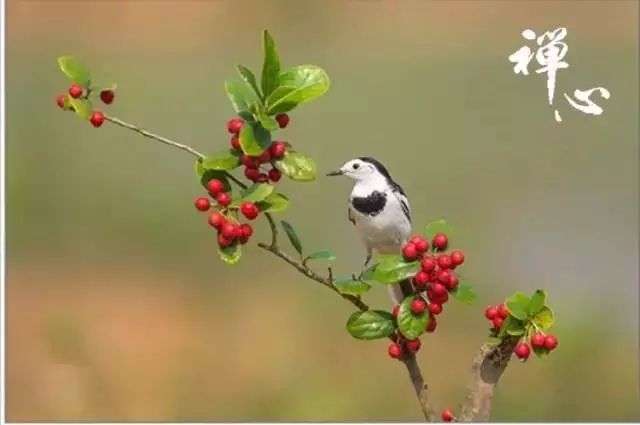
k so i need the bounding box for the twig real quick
[457,336,519,421]
[104,114,206,159]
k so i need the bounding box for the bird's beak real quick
[326,170,343,177]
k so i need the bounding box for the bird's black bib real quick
[352,191,387,216]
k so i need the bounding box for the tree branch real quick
[98,113,512,422]
[457,336,519,421]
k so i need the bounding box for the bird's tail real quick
[387,279,414,306]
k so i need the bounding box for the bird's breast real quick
[351,191,387,217]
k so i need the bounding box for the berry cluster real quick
[226,115,289,184]
[194,177,260,249]
[484,305,559,361]
[55,83,115,128]
[387,232,465,358]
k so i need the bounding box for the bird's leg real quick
[355,248,373,280]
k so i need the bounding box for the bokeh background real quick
[5,0,639,421]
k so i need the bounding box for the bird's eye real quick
[352,163,360,170]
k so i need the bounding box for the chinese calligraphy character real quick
[509,27,610,123]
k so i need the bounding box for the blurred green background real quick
[6,0,639,421]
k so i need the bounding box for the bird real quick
[327,157,412,304]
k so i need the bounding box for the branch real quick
[104,114,206,159]
[97,113,507,422]
[457,336,519,421]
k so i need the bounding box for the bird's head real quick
[326,158,384,182]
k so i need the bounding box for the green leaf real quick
[334,278,371,295]
[195,160,231,192]
[68,97,92,120]
[251,102,279,131]
[486,336,502,345]
[505,292,531,320]
[424,218,453,240]
[306,250,336,262]
[532,306,555,330]
[527,289,547,316]
[237,65,262,99]
[241,183,274,203]
[224,80,260,114]
[532,345,550,359]
[265,65,330,114]
[504,317,526,336]
[497,315,517,338]
[274,151,317,182]
[218,243,241,264]
[257,193,289,213]
[371,255,419,284]
[239,121,272,156]
[397,295,429,340]
[346,310,396,340]
[281,220,303,255]
[452,279,477,304]
[57,56,91,86]
[261,30,281,99]
[202,151,241,171]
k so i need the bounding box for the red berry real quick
[100,90,115,104]
[56,94,66,109]
[257,173,269,183]
[437,254,453,270]
[392,304,400,318]
[410,236,429,253]
[497,304,509,319]
[514,342,531,360]
[227,118,244,134]
[427,316,437,332]
[432,233,448,250]
[257,149,272,163]
[207,178,224,195]
[68,84,83,99]
[410,298,426,314]
[208,212,226,229]
[492,316,504,330]
[414,271,430,288]
[405,338,421,352]
[428,303,442,315]
[194,197,210,211]
[445,273,459,290]
[217,233,233,248]
[244,167,261,182]
[484,306,498,320]
[275,113,290,128]
[268,168,282,182]
[428,288,449,304]
[402,243,419,261]
[530,332,545,348]
[221,223,237,240]
[230,135,241,150]
[270,141,287,159]
[240,223,253,238]
[240,201,259,220]
[441,409,454,422]
[90,111,105,128]
[388,343,403,359]
[216,192,231,207]
[450,250,465,267]
[421,257,437,273]
[431,283,447,297]
[240,155,258,168]
[436,269,452,284]
[543,335,558,351]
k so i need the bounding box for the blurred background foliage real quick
[5,0,639,421]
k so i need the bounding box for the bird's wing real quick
[395,191,411,224]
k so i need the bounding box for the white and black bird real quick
[327,157,412,304]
